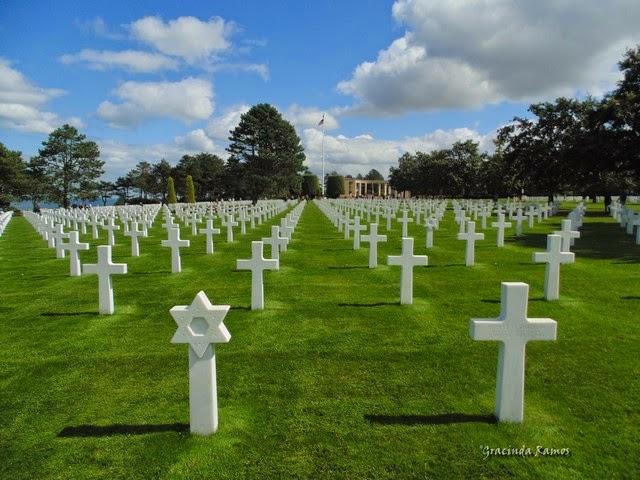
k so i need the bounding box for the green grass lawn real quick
[0,200,638,479]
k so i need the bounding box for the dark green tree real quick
[227,103,306,203]
[114,175,135,203]
[325,172,345,198]
[496,98,593,201]
[150,159,172,202]
[301,173,320,197]
[364,169,384,180]
[185,175,196,203]
[389,152,420,194]
[173,153,225,201]
[0,143,27,208]
[167,176,177,204]
[97,181,115,206]
[24,156,49,210]
[35,124,103,208]
[599,45,640,188]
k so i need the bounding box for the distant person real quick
[604,195,612,214]
[620,193,627,206]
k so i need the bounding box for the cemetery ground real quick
[0,200,638,480]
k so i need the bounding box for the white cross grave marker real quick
[351,216,367,250]
[491,213,512,248]
[236,241,279,310]
[170,291,231,435]
[554,219,580,252]
[361,223,387,268]
[124,221,145,257]
[199,219,221,255]
[425,216,438,248]
[162,227,190,273]
[83,245,127,314]
[532,234,574,301]
[52,224,69,259]
[470,282,557,422]
[60,231,89,276]
[397,209,414,237]
[222,214,238,243]
[511,208,526,237]
[103,217,120,246]
[262,226,288,260]
[387,237,428,304]
[457,221,485,266]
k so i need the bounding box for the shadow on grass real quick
[131,271,172,275]
[328,266,368,270]
[58,423,190,437]
[364,413,497,426]
[510,233,548,250]
[338,302,399,307]
[621,296,640,300]
[32,274,71,279]
[230,305,251,311]
[41,311,100,317]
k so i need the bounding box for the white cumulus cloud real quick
[130,16,235,63]
[59,49,179,73]
[175,128,217,152]
[96,77,215,128]
[339,0,640,115]
[0,59,82,133]
[301,126,497,178]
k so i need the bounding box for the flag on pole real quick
[318,115,324,126]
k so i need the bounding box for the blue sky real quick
[1,0,639,182]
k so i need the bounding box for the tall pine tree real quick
[227,104,305,203]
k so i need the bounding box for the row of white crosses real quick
[168,202,306,434]
[236,201,305,310]
[317,198,581,305]
[24,201,299,315]
[611,201,640,245]
[0,211,13,236]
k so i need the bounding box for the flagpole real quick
[321,115,325,196]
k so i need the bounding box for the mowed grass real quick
[0,200,638,479]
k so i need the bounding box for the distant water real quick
[10,199,116,211]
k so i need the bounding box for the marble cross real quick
[510,208,526,237]
[457,221,484,266]
[162,227,190,273]
[124,221,145,257]
[554,219,580,252]
[262,226,288,260]
[87,214,102,239]
[351,216,367,250]
[387,237,428,304]
[424,216,438,248]
[532,234,574,300]
[491,213,512,248]
[222,214,238,243]
[52,224,69,259]
[170,290,231,435]
[60,230,89,276]
[199,219,221,255]
[361,223,387,268]
[103,217,120,246]
[236,241,279,310]
[83,245,127,314]
[470,282,557,422]
[397,209,414,237]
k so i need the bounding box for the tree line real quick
[1,103,311,209]
[389,46,640,200]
